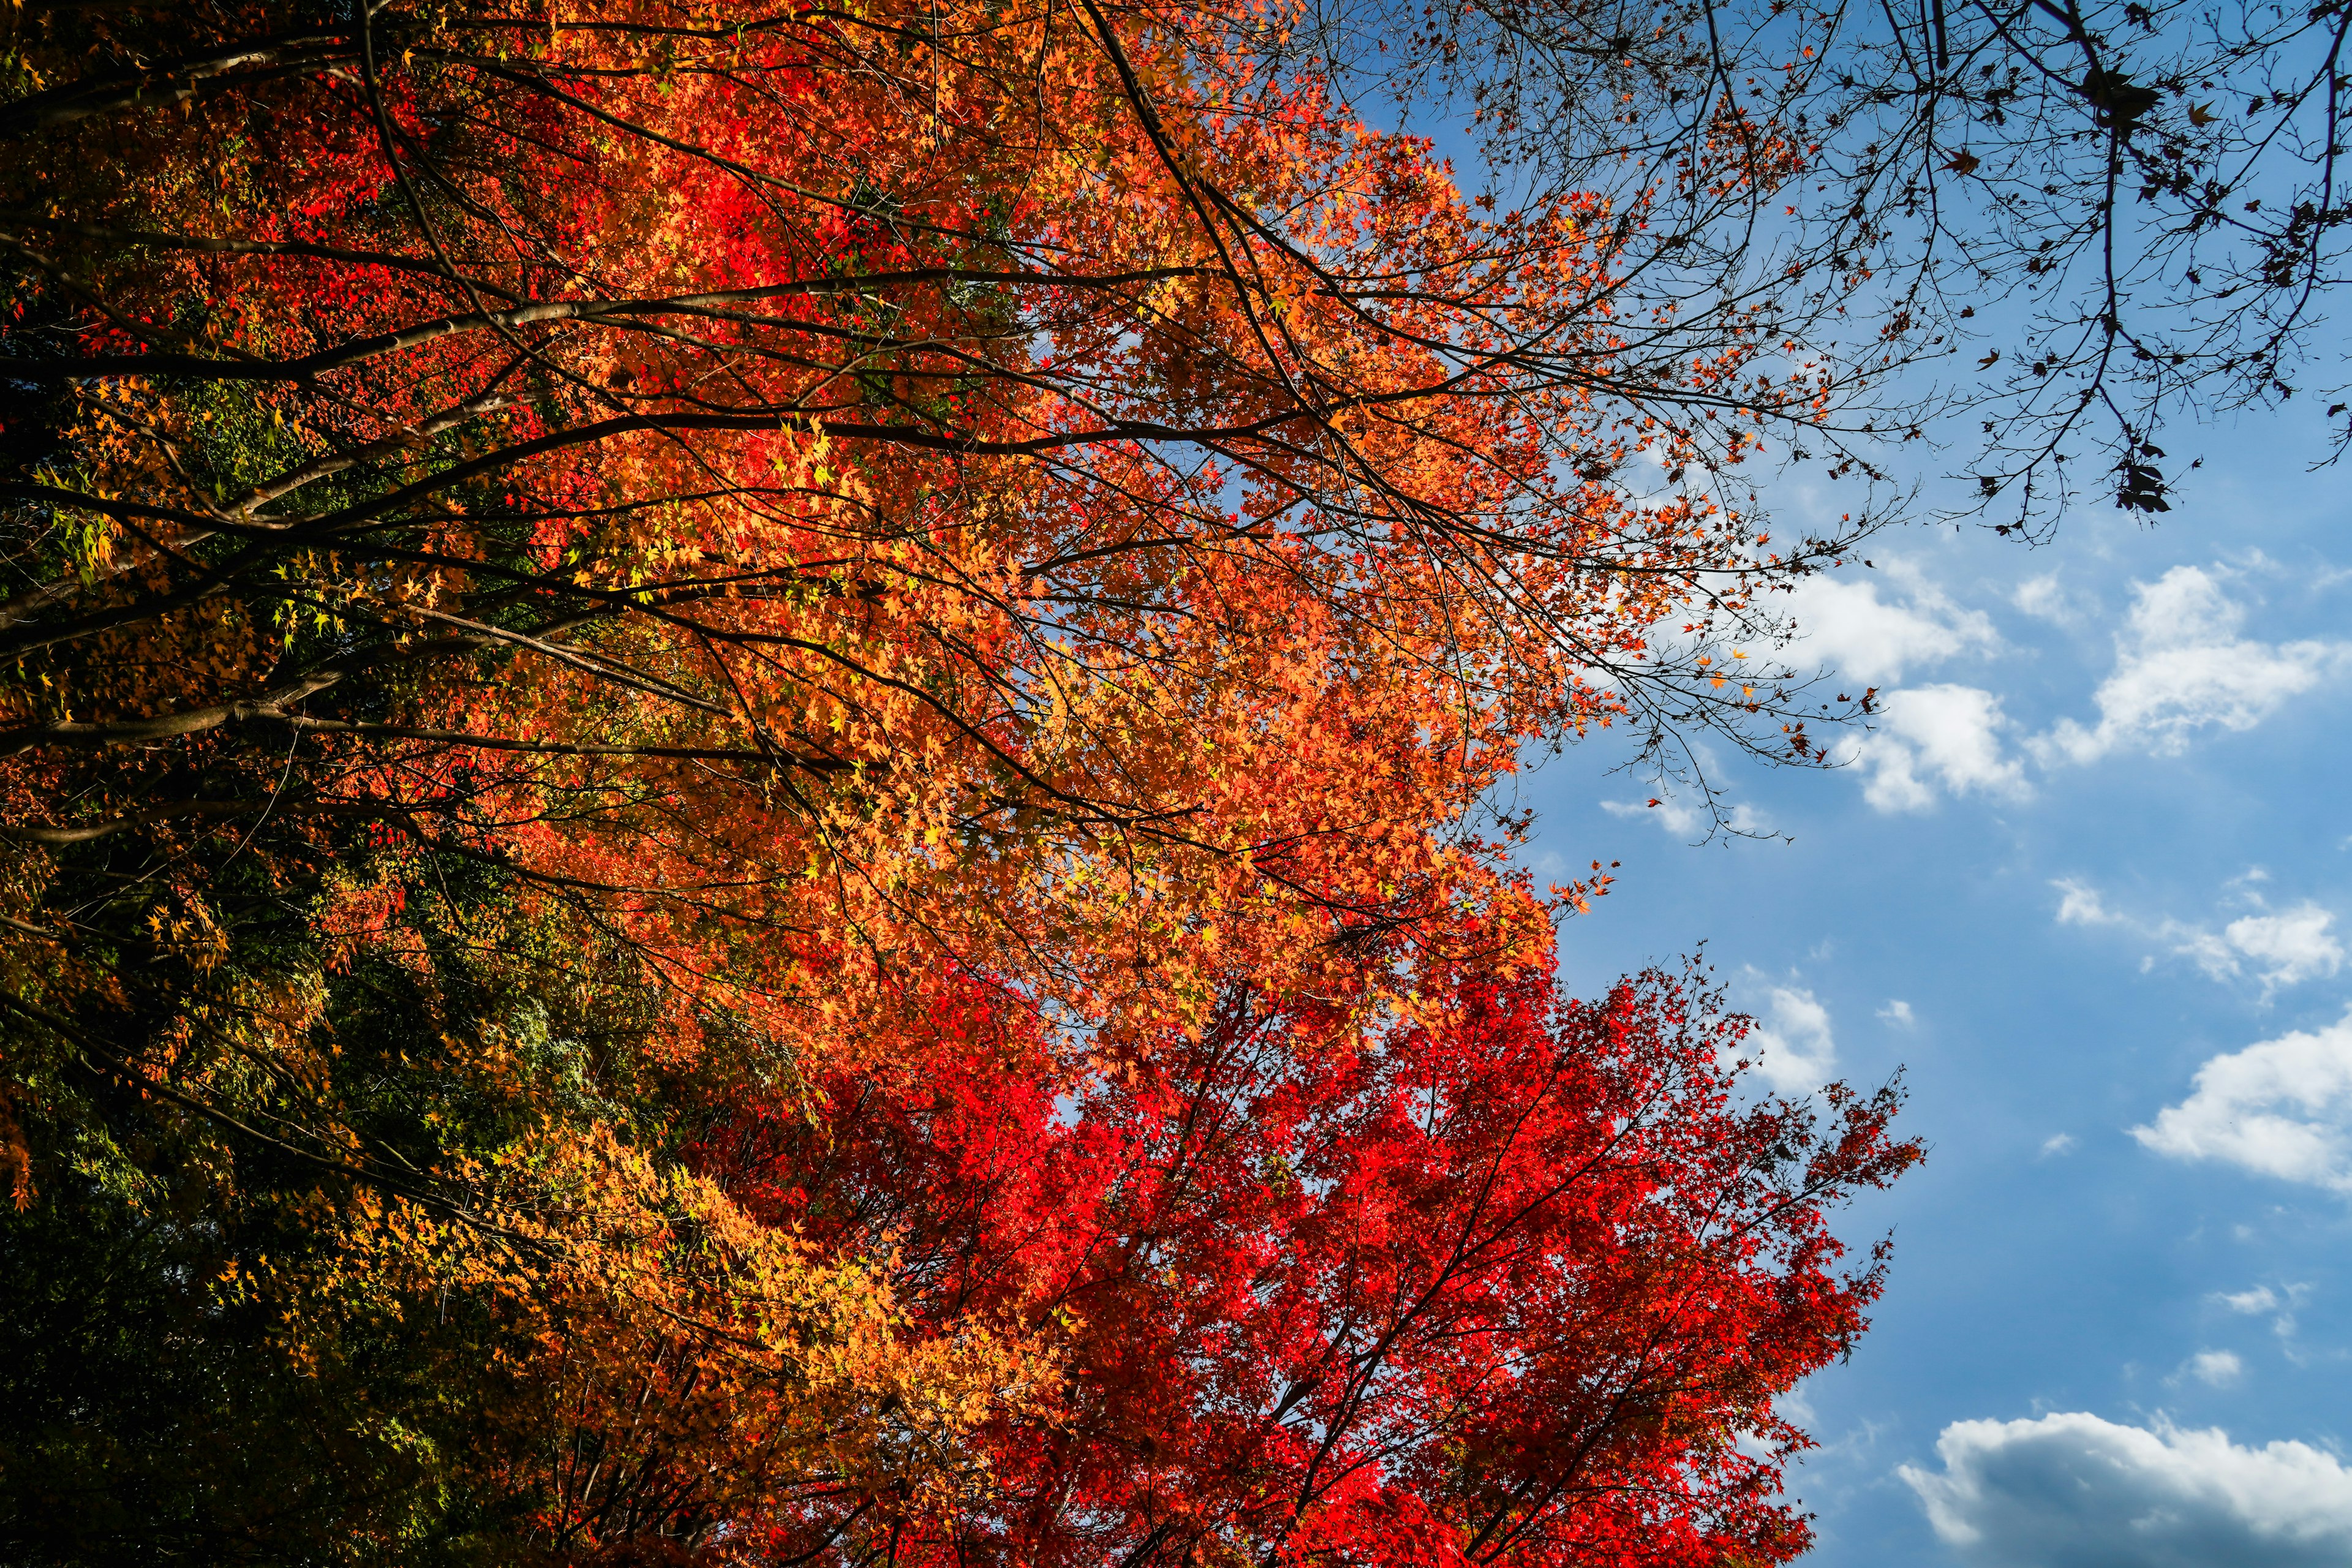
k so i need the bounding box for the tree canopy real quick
[9,0,2329,1559]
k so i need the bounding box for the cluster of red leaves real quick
[688,948,1919,1567]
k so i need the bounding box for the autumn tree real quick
[0,0,1847,1381]
[0,1,1924,1562]
[680,947,1921,1566]
[0,845,1059,1564]
[0,0,1856,1045]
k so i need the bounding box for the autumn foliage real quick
[0,2,1911,1564]
[685,955,1913,1566]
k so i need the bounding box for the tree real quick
[0,840,1054,1566]
[0,0,1841,1448]
[1799,0,2352,516]
[0,2,1928,1562]
[688,944,1921,1566]
[0,0,1851,1142]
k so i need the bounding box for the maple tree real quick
[0,2,1924,1563]
[0,0,1849,952]
[687,949,1920,1567]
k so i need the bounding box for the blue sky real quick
[1513,415,2352,1566]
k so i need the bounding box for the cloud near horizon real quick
[1901,1412,2352,1568]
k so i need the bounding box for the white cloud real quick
[2052,880,2342,995]
[1599,794,1772,839]
[2174,1349,2245,1387]
[2225,907,2346,989]
[1805,560,2346,813]
[2040,1133,2078,1157]
[2035,565,2352,766]
[1850,684,2030,812]
[1782,562,2033,812]
[2052,879,2117,927]
[1602,794,1706,837]
[1787,560,2003,685]
[1879,998,1916,1027]
[2213,1283,2311,1343]
[2133,1009,2352,1191]
[2013,571,2075,622]
[1741,983,1839,1093]
[2170,924,2248,982]
[1901,1412,2352,1568]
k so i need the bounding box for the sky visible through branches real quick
[1533,406,2352,1566]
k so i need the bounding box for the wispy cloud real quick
[2032,565,2352,766]
[2011,571,2081,622]
[2212,1283,2311,1344]
[1785,559,2003,685]
[1735,979,1839,1094]
[2170,1349,2245,1388]
[1780,560,2028,814]
[1851,684,2029,812]
[1815,561,2351,812]
[1598,793,1772,839]
[2052,877,2342,995]
[2219,1286,2286,1315]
